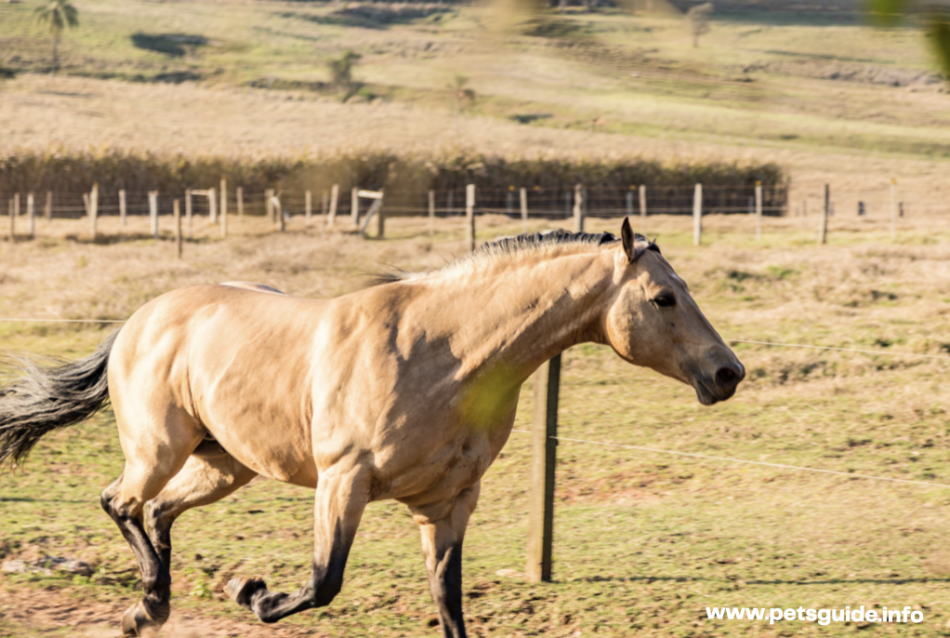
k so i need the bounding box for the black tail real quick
[0,330,119,468]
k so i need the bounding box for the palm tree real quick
[34,0,79,75]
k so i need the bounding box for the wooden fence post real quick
[357,190,384,238]
[377,190,385,238]
[639,184,647,224]
[149,190,158,238]
[755,181,763,241]
[272,195,285,232]
[27,193,35,240]
[351,187,360,227]
[220,188,228,238]
[265,188,274,224]
[45,191,52,222]
[186,189,193,239]
[220,178,227,225]
[7,198,13,242]
[305,190,312,226]
[12,193,20,242]
[119,189,127,226]
[220,177,228,229]
[626,187,634,218]
[208,188,217,229]
[819,184,829,245]
[526,353,560,583]
[174,199,182,258]
[693,183,702,246]
[322,190,329,218]
[237,187,244,219]
[328,184,339,227]
[573,184,585,233]
[890,179,897,239]
[428,189,436,237]
[465,184,475,252]
[520,187,528,234]
[90,185,98,241]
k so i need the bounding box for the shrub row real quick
[0,148,788,215]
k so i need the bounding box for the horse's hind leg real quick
[100,409,202,637]
[145,441,258,570]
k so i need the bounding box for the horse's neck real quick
[437,249,615,383]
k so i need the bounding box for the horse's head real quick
[603,218,744,405]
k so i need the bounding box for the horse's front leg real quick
[226,461,371,623]
[412,483,480,638]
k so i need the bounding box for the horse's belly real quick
[208,420,318,487]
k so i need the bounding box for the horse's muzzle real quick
[692,361,745,406]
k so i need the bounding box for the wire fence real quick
[6,180,947,248]
[3,183,792,221]
[509,431,950,490]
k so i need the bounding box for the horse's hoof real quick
[120,601,161,637]
[225,577,268,609]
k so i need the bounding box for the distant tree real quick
[686,2,713,48]
[870,0,950,76]
[328,50,361,90]
[931,16,950,75]
[34,0,79,75]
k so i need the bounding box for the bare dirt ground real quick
[0,583,329,638]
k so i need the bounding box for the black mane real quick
[372,228,659,285]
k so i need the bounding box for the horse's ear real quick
[621,218,646,263]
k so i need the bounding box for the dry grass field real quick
[2,0,950,201]
[0,212,949,637]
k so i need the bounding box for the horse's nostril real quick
[715,366,739,387]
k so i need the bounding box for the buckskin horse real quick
[0,219,743,637]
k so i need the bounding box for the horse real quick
[0,219,744,637]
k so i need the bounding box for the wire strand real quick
[729,339,950,361]
[0,319,125,324]
[510,430,950,489]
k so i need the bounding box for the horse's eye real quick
[653,294,676,308]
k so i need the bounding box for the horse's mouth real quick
[692,374,741,406]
